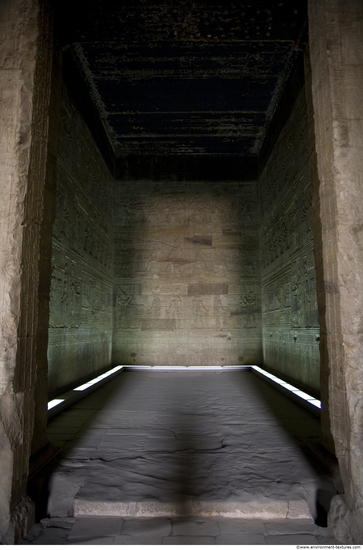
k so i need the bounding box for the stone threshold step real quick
[74,497,312,521]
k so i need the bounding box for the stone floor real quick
[22,371,340,545]
[21,515,339,545]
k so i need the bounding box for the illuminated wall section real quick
[47,85,114,397]
[112,180,262,366]
[259,86,320,394]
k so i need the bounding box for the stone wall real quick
[112,180,262,366]
[259,86,320,394]
[0,0,55,542]
[308,0,363,542]
[47,85,114,397]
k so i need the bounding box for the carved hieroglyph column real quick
[0,0,56,543]
[308,0,363,542]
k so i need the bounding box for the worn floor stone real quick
[163,535,216,544]
[40,517,75,529]
[72,536,116,545]
[264,519,317,535]
[172,517,220,536]
[20,371,341,545]
[114,535,164,544]
[121,517,172,536]
[24,527,69,545]
[20,517,339,545]
[266,533,319,544]
[216,533,266,544]
[216,518,268,535]
[44,372,336,521]
[68,517,123,539]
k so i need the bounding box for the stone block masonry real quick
[308,0,363,542]
[0,0,57,542]
[47,85,114,397]
[259,86,320,395]
[112,180,262,367]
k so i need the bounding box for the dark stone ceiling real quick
[54,0,307,179]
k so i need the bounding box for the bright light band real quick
[73,366,123,391]
[251,366,321,409]
[47,399,65,410]
[47,365,321,414]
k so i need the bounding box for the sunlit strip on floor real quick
[152,366,223,370]
[47,364,320,416]
[124,365,249,371]
[251,366,321,409]
[47,399,65,410]
[73,366,124,391]
[47,366,125,416]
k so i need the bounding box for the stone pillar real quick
[0,0,56,543]
[305,49,336,456]
[308,0,363,543]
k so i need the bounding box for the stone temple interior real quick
[0,0,363,544]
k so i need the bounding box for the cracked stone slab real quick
[21,527,69,545]
[216,533,266,544]
[172,517,220,536]
[114,535,164,544]
[46,372,336,524]
[264,519,317,535]
[121,517,172,536]
[163,535,216,544]
[216,518,268,535]
[71,536,116,545]
[68,517,123,539]
[266,533,319,544]
[40,518,75,529]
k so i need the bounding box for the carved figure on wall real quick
[214,250,229,273]
[240,290,257,308]
[70,275,82,328]
[143,198,162,224]
[84,222,93,256]
[239,255,257,278]
[49,266,65,328]
[118,295,139,329]
[284,282,291,308]
[119,256,133,279]
[292,274,302,328]
[62,262,70,317]
[166,296,182,321]
[133,250,151,274]
[270,284,281,311]
[118,198,138,227]
[92,289,105,312]
[82,282,90,308]
[192,296,209,328]
[262,291,269,314]
[235,289,258,328]
[191,247,213,273]
[213,295,227,329]
[243,310,257,329]
[192,199,213,225]
[146,296,161,318]
[165,197,184,224]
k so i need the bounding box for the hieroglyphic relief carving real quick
[166,296,182,322]
[115,284,145,329]
[192,296,209,328]
[48,85,113,392]
[213,295,228,329]
[258,87,319,391]
[113,182,262,366]
[146,296,161,318]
